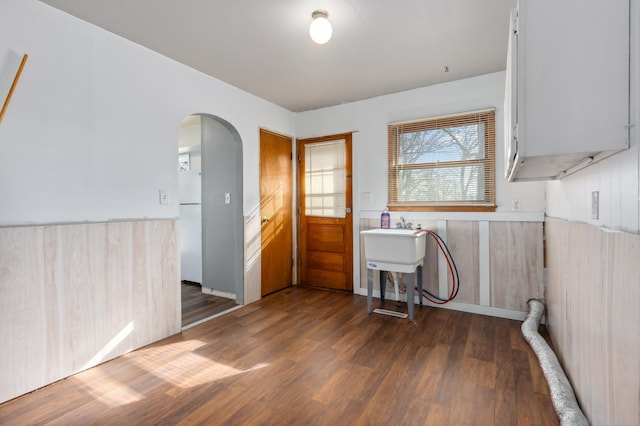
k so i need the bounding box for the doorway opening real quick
[178,114,244,327]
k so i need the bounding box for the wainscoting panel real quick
[545,218,640,425]
[0,220,180,404]
[420,221,440,297]
[244,211,262,305]
[446,221,479,304]
[0,226,47,399]
[489,222,544,312]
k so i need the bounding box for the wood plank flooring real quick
[0,287,558,425]
[182,282,238,327]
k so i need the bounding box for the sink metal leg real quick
[417,265,423,307]
[367,268,373,314]
[406,272,415,322]
[368,264,423,322]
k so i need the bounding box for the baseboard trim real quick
[354,287,536,322]
[201,286,236,300]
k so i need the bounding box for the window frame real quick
[387,109,496,212]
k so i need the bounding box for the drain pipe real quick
[521,299,589,426]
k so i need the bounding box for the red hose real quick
[420,230,458,304]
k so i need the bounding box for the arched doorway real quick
[200,114,244,304]
[178,114,244,325]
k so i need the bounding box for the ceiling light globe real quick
[310,11,332,45]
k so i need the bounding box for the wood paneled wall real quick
[545,218,640,425]
[244,211,262,304]
[490,222,544,311]
[359,219,544,319]
[0,220,180,404]
[446,221,480,304]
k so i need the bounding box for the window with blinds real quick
[304,139,346,218]
[387,109,496,211]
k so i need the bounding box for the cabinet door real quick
[519,0,629,157]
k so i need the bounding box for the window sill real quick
[359,210,544,223]
[388,205,497,213]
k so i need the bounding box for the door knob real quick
[345,208,352,214]
[261,216,270,223]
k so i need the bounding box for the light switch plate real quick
[159,189,168,205]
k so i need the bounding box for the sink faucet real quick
[396,216,413,229]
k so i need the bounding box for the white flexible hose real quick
[521,299,589,426]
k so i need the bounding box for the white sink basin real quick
[361,228,426,273]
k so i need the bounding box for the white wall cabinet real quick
[505,0,630,182]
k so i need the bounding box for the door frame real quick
[296,132,353,291]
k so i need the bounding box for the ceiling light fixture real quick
[309,10,332,45]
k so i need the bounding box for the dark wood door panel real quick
[308,251,345,272]
[305,269,346,289]
[308,223,345,253]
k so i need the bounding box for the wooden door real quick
[298,133,353,291]
[260,129,293,296]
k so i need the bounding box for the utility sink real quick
[362,228,427,322]
[361,228,426,273]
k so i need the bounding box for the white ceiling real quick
[40,0,516,112]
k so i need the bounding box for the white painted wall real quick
[0,0,294,226]
[546,0,639,234]
[296,72,546,217]
[546,144,639,233]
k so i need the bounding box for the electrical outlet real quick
[591,191,599,220]
[511,199,522,212]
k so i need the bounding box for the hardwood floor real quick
[182,282,238,327]
[0,287,558,425]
